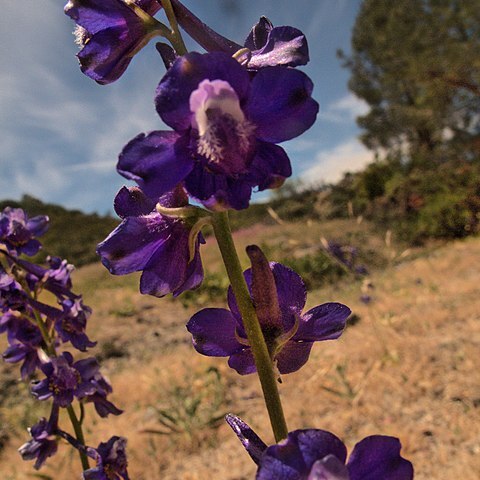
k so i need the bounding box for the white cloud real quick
[300,138,373,185]
[319,93,369,124]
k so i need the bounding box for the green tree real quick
[340,0,480,160]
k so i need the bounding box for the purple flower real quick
[11,255,75,301]
[83,372,123,418]
[64,0,161,84]
[0,207,48,256]
[118,51,318,210]
[226,415,414,480]
[244,17,309,70]
[19,406,59,470]
[31,352,99,407]
[170,2,308,70]
[3,341,42,379]
[187,246,350,375]
[97,186,204,297]
[55,297,96,351]
[83,436,129,480]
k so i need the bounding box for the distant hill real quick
[0,195,119,266]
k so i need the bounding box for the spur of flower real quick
[118,51,319,210]
[226,414,414,480]
[64,0,162,84]
[187,245,350,375]
[97,186,204,297]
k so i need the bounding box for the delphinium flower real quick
[117,51,318,210]
[0,206,48,256]
[169,1,309,70]
[226,415,414,480]
[64,0,163,84]
[18,405,60,470]
[31,352,100,407]
[242,16,309,70]
[97,185,205,297]
[321,238,369,276]
[83,436,130,480]
[187,245,351,375]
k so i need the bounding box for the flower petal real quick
[248,141,292,191]
[155,52,250,131]
[271,263,307,317]
[187,308,242,356]
[275,340,313,374]
[139,222,193,297]
[296,303,350,342]
[245,67,319,143]
[309,456,349,480]
[228,348,256,375]
[185,163,253,211]
[347,436,414,480]
[113,186,155,218]
[97,214,168,274]
[118,131,193,199]
[225,414,267,465]
[248,25,309,69]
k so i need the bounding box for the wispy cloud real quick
[300,138,373,185]
[319,93,369,124]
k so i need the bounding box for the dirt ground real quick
[1,222,479,479]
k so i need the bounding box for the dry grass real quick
[1,220,479,479]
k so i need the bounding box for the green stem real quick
[66,405,90,471]
[160,0,188,55]
[212,211,288,442]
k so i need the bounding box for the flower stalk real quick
[29,296,90,471]
[212,211,288,442]
[160,0,188,55]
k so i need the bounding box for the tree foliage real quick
[340,0,480,158]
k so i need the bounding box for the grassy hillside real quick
[0,195,118,266]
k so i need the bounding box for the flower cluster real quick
[0,206,125,473]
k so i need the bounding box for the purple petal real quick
[155,52,250,131]
[257,456,302,480]
[76,26,146,84]
[228,348,256,375]
[225,414,267,465]
[264,430,347,476]
[347,436,414,480]
[248,26,309,69]
[113,186,155,218]
[245,17,273,51]
[275,340,313,375]
[139,222,196,297]
[187,308,242,357]
[172,245,203,297]
[185,163,253,211]
[309,456,349,480]
[271,263,307,317]
[248,141,292,191]
[97,214,168,275]
[245,67,319,143]
[118,131,193,199]
[296,303,350,342]
[65,0,136,35]
[26,215,49,237]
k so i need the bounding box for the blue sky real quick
[0,0,371,214]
